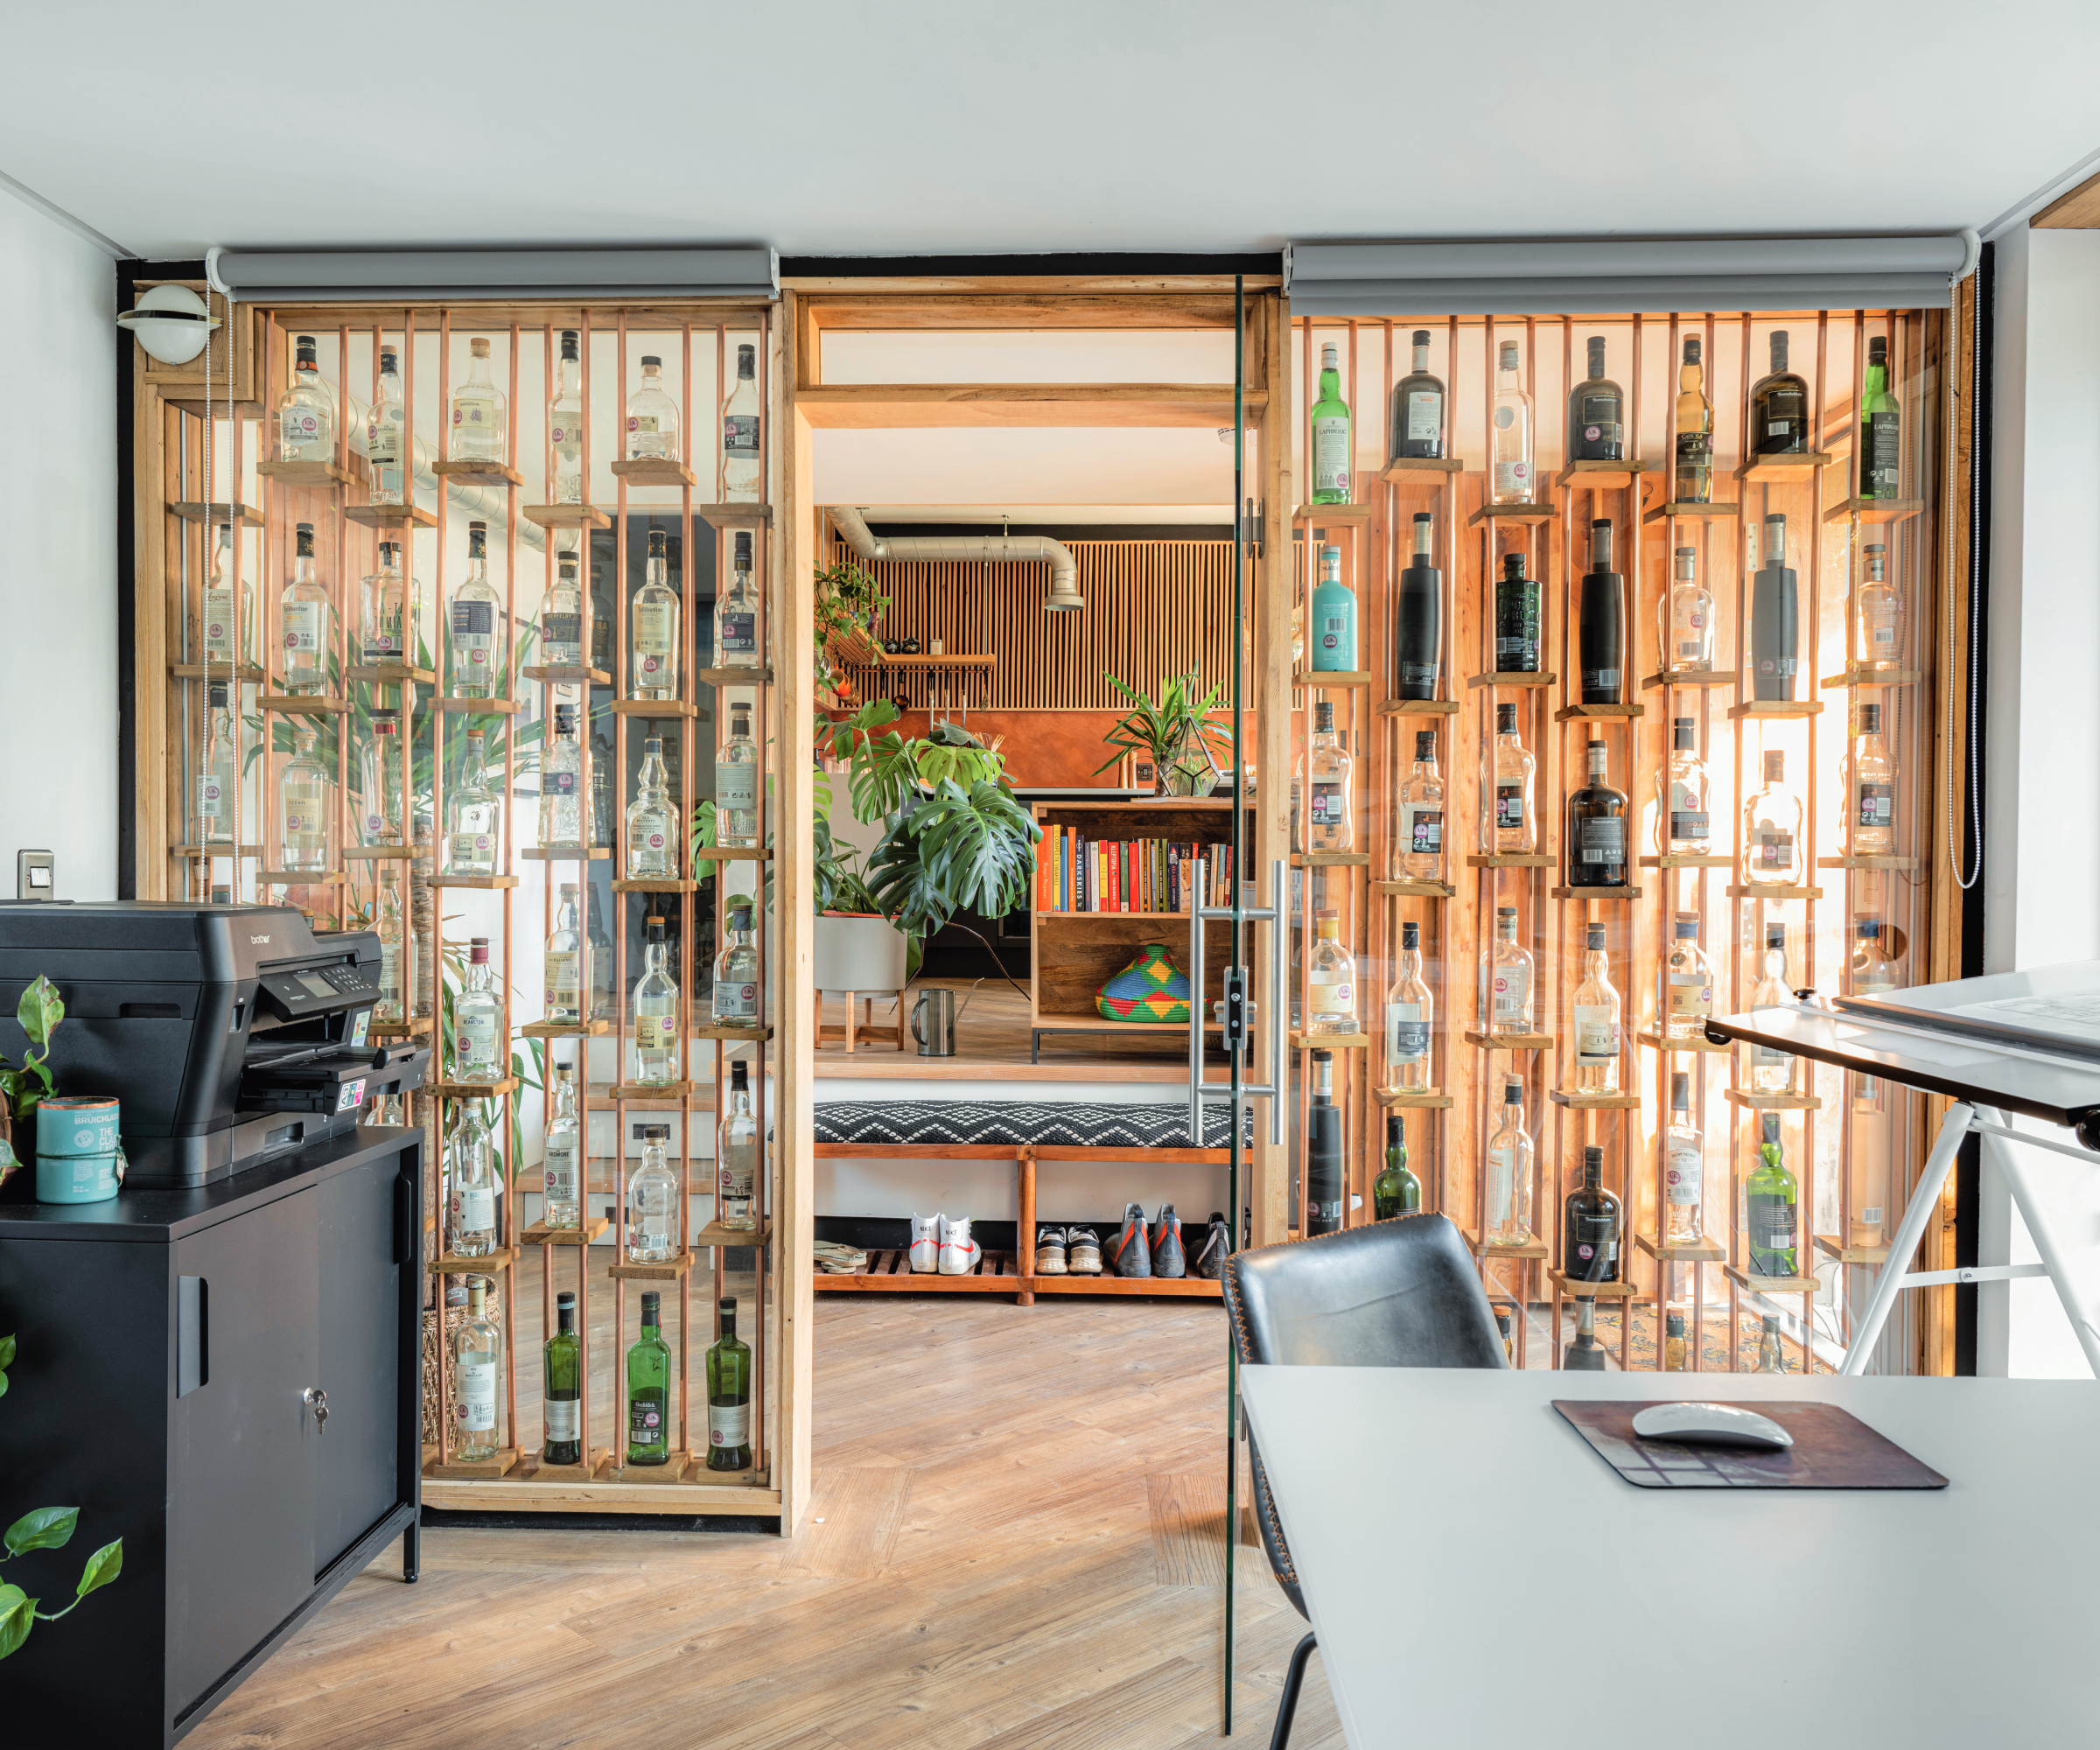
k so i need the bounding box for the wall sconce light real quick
[116,284,220,365]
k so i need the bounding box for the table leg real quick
[1842,1102,1973,1376]
[1018,1146,1036,1307]
[1976,1105,2100,1380]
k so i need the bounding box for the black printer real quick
[0,900,429,1186]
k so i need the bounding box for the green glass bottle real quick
[706,1296,753,1471]
[1310,340,1352,504]
[1371,1114,1420,1221]
[1746,1113,1800,1277]
[626,1290,672,1466]
[543,1289,582,1465]
[1858,336,1900,500]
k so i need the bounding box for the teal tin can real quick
[36,1096,123,1205]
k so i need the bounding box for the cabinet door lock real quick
[304,1386,329,1433]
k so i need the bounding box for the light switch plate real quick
[16,850,53,900]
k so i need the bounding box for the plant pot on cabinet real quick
[814,913,910,995]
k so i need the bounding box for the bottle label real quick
[283,803,322,847]
[451,598,494,675]
[1491,968,1530,1024]
[541,612,582,660]
[709,1401,752,1449]
[457,1012,499,1071]
[1494,781,1526,832]
[545,1398,580,1442]
[1665,1144,1701,1204]
[1753,830,1796,874]
[1573,1004,1614,1065]
[1578,817,1625,864]
[1399,661,1437,690]
[281,406,325,447]
[1872,620,1899,647]
[1857,782,1894,828]
[1571,1222,1618,1270]
[1676,429,1712,483]
[1493,459,1529,497]
[1756,654,1799,680]
[545,768,578,798]
[283,602,324,654]
[204,588,235,654]
[452,1185,495,1234]
[1581,666,1620,693]
[719,1152,755,1219]
[1667,974,1712,1019]
[1308,970,1354,1018]
[452,396,497,435]
[1309,780,1345,828]
[628,415,659,437]
[716,762,760,812]
[368,415,400,464]
[380,940,401,999]
[1485,1145,1515,1223]
[1865,412,1900,495]
[1861,1205,1884,1227]
[633,602,675,654]
[455,1360,496,1432]
[628,1396,663,1447]
[1318,613,1349,660]
[1405,391,1440,443]
[1403,805,1443,858]
[1748,1192,1797,1260]
[714,980,760,1022]
[718,610,758,654]
[1385,1002,1428,1064]
[544,1138,578,1200]
[364,627,402,661]
[723,414,761,458]
[450,830,494,867]
[1578,393,1622,452]
[1312,415,1350,496]
[1670,809,1710,841]
[196,774,225,820]
[1754,1041,1792,1070]
[546,951,579,1004]
[634,1011,676,1050]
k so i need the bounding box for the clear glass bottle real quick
[1852,915,1899,997]
[1487,702,1536,852]
[197,681,238,845]
[202,522,253,666]
[715,529,760,667]
[450,1278,502,1462]
[1673,334,1713,504]
[1744,749,1804,885]
[1295,701,1354,853]
[723,342,763,499]
[1372,1114,1421,1220]
[542,1060,581,1228]
[1754,1313,1788,1374]
[1563,1144,1622,1284]
[368,345,406,503]
[633,914,681,1085]
[277,333,333,461]
[550,329,584,504]
[1659,717,1712,855]
[591,560,617,677]
[627,354,680,461]
[360,707,403,845]
[1663,1070,1705,1243]
[541,704,583,848]
[451,335,508,463]
[360,540,418,666]
[544,882,584,1024]
[1489,340,1534,503]
[717,702,761,849]
[454,936,505,1085]
[1853,541,1902,669]
[449,1101,499,1255]
[446,729,501,875]
[279,521,331,695]
[374,878,407,1022]
[626,1124,681,1262]
[718,1060,759,1230]
[450,520,501,698]
[1382,919,1433,1091]
[712,904,760,1027]
[631,528,680,698]
[1572,924,1621,1091]
[279,726,332,872]
[540,552,584,668]
[1661,543,1714,672]
[1309,340,1352,504]
[1394,729,1443,880]
[1564,738,1628,889]
[1305,908,1357,1037]
[626,1291,672,1466]
[1566,334,1624,461]
[1390,328,1445,461]
[1660,914,1716,1042]
[543,1290,581,1464]
[1484,1078,1534,1245]
[1844,701,1896,857]
[1749,924,1800,1095]
[626,736,677,876]
[1749,329,1810,456]
[1480,905,1534,1037]
[1746,1114,1801,1278]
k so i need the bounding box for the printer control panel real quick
[256,961,379,1022]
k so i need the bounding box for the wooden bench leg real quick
[843,990,858,1054]
[1017,1145,1036,1306]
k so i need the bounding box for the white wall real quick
[1980,225,2100,1376]
[0,192,116,900]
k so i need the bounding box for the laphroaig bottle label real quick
[1865,412,1900,495]
[629,1396,664,1447]
[718,610,757,654]
[543,1139,577,1200]
[1748,1193,1797,1263]
[1574,1004,1614,1064]
[1665,1144,1700,1205]
[283,602,323,654]
[1667,974,1712,1019]
[724,414,761,458]
[455,1360,496,1432]
[709,1401,751,1449]
[716,762,759,812]
[451,599,494,676]
[1312,416,1350,497]
[545,1398,580,1442]
[1385,1002,1427,1064]
[1402,805,1443,858]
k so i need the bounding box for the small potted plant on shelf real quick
[1096,668,1235,797]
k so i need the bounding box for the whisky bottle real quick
[277,333,333,462]
[1480,906,1534,1037]
[197,682,238,845]
[1662,1070,1704,1243]
[451,336,508,463]
[448,1097,499,1254]
[626,1124,681,1262]
[1572,924,1620,1091]
[1309,543,1356,670]
[1493,552,1539,672]
[360,540,416,665]
[359,706,403,844]
[279,521,331,695]
[1484,1079,1534,1244]
[1851,915,1898,997]
[1305,909,1357,1037]
[1746,1114,1800,1277]
[1844,701,1896,856]
[717,1060,760,1231]
[717,701,761,849]
[1754,1313,1787,1374]
[450,520,501,699]
[1382,919,1433,1090]
[542,704,583,847]
[1564,738,1628,889]
[626,354,680,462]
[453,936,505,1085]
[452,1278,502,1461]
[1859,336,1900,499]
[626,737,677,876]
[550,329,584,503]
[446,730,502,876]
[1661,543,1714,673]
[715,529,760,667]
[1749,924,1800,1095]
[1371,1115,1420,1221]
[203,521,253,665]
[1750,329,1810,455]
[1296,701,1354,853]
[542,1059,581,1225]
[279,726,332,872]
[1305,1049,1343,1235]
[626,1291,672,1465]
[1487,702,1536,852]
[1673,335,1713,504]
[1394,512,1441,700]
[1310,341,1352,504]
[1489,341,1534,503]
[1853,541,1901,669]
[1660,914,1716,1042]
[1394,730,1443,879]
[1562,1144,1621,1284]
[1744,751,1804,885]
[1662,1311,1689,1372]
[368,345,406,503]
[1659,717,1711,854]
[723,343,763,500]
[1578,517,1624,704]
[1390,329,1446,461]
[631,528,680,699]
[633,915,682,1085]
[711,906,760,1026]
[543,1290,581,1465]
[1750,514,1799,701]
[706,1298,753,1468]
[374,879,407,1021]
[540,552,584,668]
[1566,335,1624,461]
[1564,1294,1607,1371]
[544,884,584,1025]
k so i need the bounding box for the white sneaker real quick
[908,1213,941,1274]
[937,1213,982,1276]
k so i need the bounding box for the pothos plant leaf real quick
[4,1506,77,1558]
[74,1539,122,1600]
[16,977,63,1049]
[0,1586,33,1660]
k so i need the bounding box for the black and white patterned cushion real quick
[814,1099,1249,1151]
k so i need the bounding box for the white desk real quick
[1241,1366,2100,1747]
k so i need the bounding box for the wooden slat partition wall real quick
[829,538,1236,710]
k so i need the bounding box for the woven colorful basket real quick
[1096,942,1192,1025]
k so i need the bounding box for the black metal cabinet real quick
[0,1127,420,1747]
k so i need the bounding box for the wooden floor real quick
[189,1296,1344,1749]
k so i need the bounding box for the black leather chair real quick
[1222,1214,1508,1748]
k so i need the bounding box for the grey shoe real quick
[1112,1202,1152,1278]
[1152,1205,1186,1278]
[1067,1227,1102,1274]
[1034,1227,1068,1275]
[1192,1210,1233,1281]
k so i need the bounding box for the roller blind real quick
[211,245,779,304]
[1284,235,1970,316]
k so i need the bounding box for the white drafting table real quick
[1705,964,2100,1377]
[1242,1366,2100,1749]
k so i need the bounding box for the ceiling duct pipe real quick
[827,505,1083,612]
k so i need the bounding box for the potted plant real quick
[1096,668,1235,796]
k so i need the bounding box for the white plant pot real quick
[815,913,909,994]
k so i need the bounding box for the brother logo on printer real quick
[249,934,270,945]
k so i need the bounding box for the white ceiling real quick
[5,2,2095,259]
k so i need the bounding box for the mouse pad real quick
[1552,1400,1950,1489]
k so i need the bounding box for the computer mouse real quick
[1631,1401,1793,1449]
